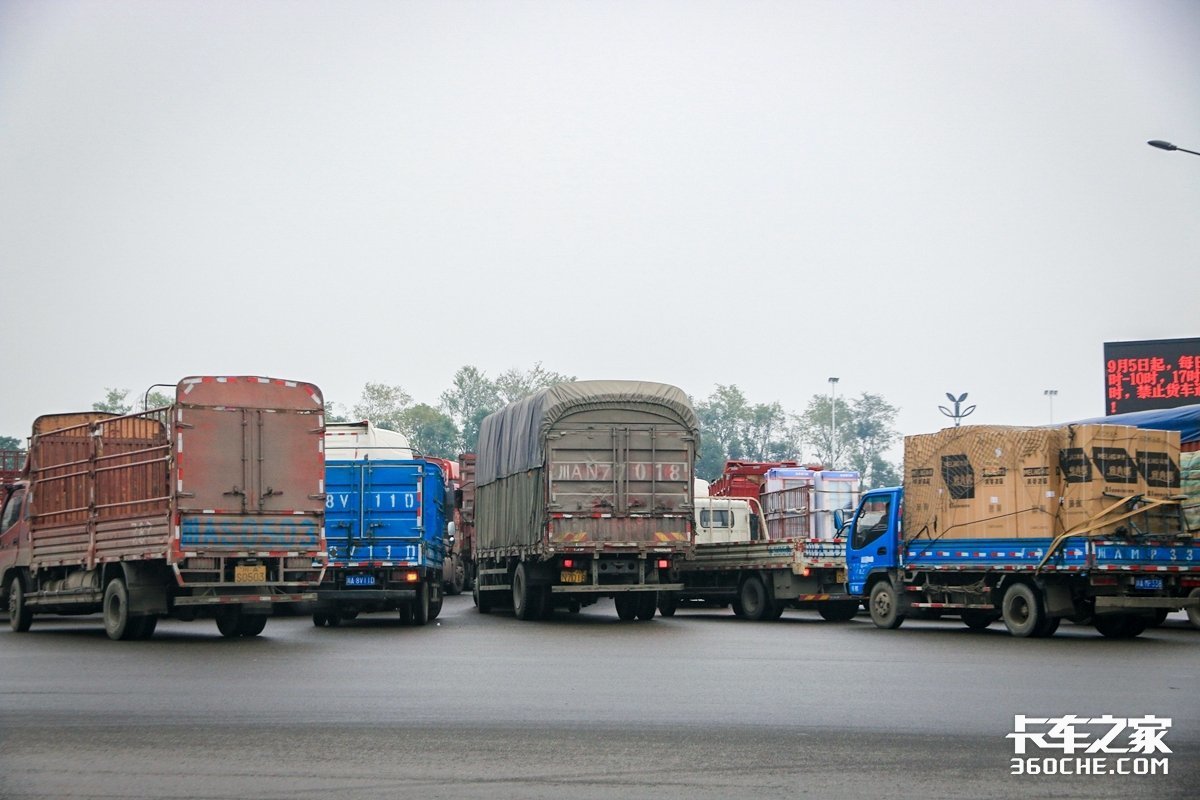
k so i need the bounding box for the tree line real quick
[2,367,902,490]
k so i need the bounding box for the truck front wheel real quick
[7,575,32,633]
[1001,583,1044,638]
[868,581,904,629]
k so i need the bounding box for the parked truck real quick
[841,423,1200,638]
[454,452,477,592]
[313,421,447,626]
[472,380,697,621]
[0,376,327,640]
[659,475,860,621]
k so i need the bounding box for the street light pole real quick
[1044,389,1058,424]
[1148,140,1200,157]
[828,377,839,468]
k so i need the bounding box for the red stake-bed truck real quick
[0,376,326,640]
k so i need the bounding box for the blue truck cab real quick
[844,487,902,597]
[313,458,447,627]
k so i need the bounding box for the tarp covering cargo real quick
[475,380,698,487]
[1069,404,1200,448]
[474,381,698,552]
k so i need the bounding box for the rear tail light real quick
[1091,576,1118,586]
[563,558,575,568]
[656,559,670,569]
[404,571,420,583]
[286,557,313,570]
[186,557,217,571]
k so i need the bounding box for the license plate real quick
[560,569,588,584]
[1134,577,1164,591]
[346,574,375,587]
[234,564,266,583]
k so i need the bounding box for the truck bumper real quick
[173,591,316,606]
[549,583,684,593]
[1094,595,1200,612]
[315,588,418,603]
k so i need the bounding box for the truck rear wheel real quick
[868,580,904,629]
[473,579,493,614]
[1094,614,1147,639]
[635,592,656,621]
[512,563,538,621]
[103,577,138,641]
[614,593,638,621]
[411,582,431,626]
[738,576,770,621]
[1189,588,1200,631]
[1001,583,1044,638]
[960,610,998,630]
[215,607,242,638]
[7,575,33,633]
[657,592,678,618]
[128,614,158,640]
[818,600,860,622]
[236,614,268,637]
[446,557,465,596]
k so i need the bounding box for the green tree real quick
[0,435,22,450]
[395,404,460,458]
[494,362,574,404]
[439,365,501,452]
[324,400,349,423]
[797,391,901,489]
[439,363,574,453]
[93,388,173,414]
[693,385,801,481]
[350,383,412,432]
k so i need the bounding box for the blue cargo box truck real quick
[313,458,447,626]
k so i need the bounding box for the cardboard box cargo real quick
[1057,424,1181,536]
[904,424,1183,541]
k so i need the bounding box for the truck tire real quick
[474,578,494,614]
[1001,583,1044,638]
[738,576,770,621]
[446,557,466,596]
[411,582,431,626]
[1033,614,1060,638]
[614,593,638,621]
[429,591,444,621]
[128,614,158,640]
[657,592,678,618]
[1094,614,1147,639]
[215,607,242,638]
[1188,588,1200,631]
[960,610,998,630]
[236,614,268,637]
[7,575,33,633]
[818,600,860,622]
[103,577,138,641]
[635,592,657,621]
[868,580,904,629]
[512,563,537,621]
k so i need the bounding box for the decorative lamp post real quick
[828,377,839,468]
[1147,140,1200,157]
[938,392,976,428]
[1044,389,1058,424]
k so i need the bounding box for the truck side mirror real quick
[833,508,845,533]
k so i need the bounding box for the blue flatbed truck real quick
[312,458,447,626]
[841,486,1200,638]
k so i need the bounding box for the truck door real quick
[845,490,900,595]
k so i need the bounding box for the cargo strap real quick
[1035,494,1179,572]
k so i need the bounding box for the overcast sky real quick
[2,0,1198,453]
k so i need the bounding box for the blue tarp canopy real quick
[1068,404,1200,446]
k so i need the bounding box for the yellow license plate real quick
[560,569,587,584]
[235,565,267,583]
[836,569,847,583]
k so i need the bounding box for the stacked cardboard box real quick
[903,424,1182,541]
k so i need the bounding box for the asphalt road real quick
[1,596,1197,800]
